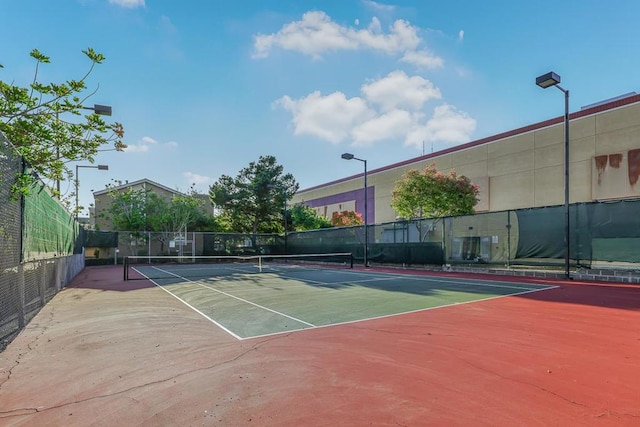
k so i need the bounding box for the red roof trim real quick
[299,93,640,193]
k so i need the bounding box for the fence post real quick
[40,259,47,306]
[442,217,447,269]
[17,263,25,328]
[506,211,512,268]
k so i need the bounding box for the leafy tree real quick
[101,185,215,254]
[330,210,364,227]
[290,204,331,231]
[101,187,151,255]
[105,188,151,232]
[209,155,299,234]
[391,163,479,219]
[0,48,125,198]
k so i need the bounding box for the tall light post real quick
[536,71,570,278]
[55,104,112,194]
[75,164,109,221]
[341,153,368,267]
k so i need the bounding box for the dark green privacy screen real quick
[22,180,79,260]
[586,200,640,262]
[84,230,119,248]
[515,200,640,264]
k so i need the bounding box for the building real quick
[92,178,214,231]
[292,93,640,224]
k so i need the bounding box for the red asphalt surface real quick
[0,265,639,426]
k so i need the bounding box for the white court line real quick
[134,268,243,340]
[244,284,560,340]
[142,266,316,331]
[135,266,559,341]
[302,268,552,291]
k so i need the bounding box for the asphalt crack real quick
[0,307,56,391]
[0,333,290,419]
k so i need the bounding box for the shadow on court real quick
[124,261,640,313]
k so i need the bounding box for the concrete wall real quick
[293,95,640,224]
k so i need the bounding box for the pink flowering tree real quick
[391,163,479,219]
[330,210,364,227]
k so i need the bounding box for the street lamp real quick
[83,104,112,116]
[341,152,369,267]
[55,104,112,194]
[536,71,570,278]
[75,164,108,221]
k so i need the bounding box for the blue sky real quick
[2,0,640,215]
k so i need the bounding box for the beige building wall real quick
[292,95,640,224]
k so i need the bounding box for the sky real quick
[2,0,640,216]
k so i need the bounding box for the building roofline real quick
[297,92,640,193]
[93,178,184,196]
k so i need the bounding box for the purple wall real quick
[302,186,375,224]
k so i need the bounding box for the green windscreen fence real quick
[585,200,640,263]
[84,230,119,248]
[22,180,79,260]
[108,201,640,268]
[1,132,84,348]
[514,200,640,264]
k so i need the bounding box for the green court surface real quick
[132,265,555,340]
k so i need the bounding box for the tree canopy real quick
[330,210,364,227]
[209,155,299,233]
[101,185,211,234]
[290,204,331,231]
[391,163,479,219]
[0,48,125,198]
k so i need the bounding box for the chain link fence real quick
[0,133,84,350]
[108,198,640,270]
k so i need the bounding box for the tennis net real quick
[123,252,353,281]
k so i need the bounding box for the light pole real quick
[75,164,109,221]
[536,71,570,278]
[341,153,368,267]
[55,104,112,194]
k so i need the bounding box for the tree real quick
[391,163,479,219]
[101,184,213,254]
[209,155,299,234]
[0,48,125,198]
[330,210,364,227]
[290,204,331,231]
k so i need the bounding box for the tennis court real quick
[126,254,556,339]
[2,264,640,426]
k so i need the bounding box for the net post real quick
[123,256,128,281]
[350,252,354,268]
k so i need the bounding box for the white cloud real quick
[274,91,374,144]
[405,104,476,148]
[362,0,396,12]
[123,136,178,153]
[108,0,145,8]
[400,49,444,69]
[252,11,420,59]
[362,70,441,111]
[123,144,150,153]
[276,71,476,149]
[183,172,212,186]
[458,30,465,42]
[351,109,414,146]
